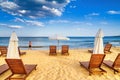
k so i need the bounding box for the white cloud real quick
[70,5,76,8]
[51,8,62,16]
[9,25,22,29]
[14,18,44,27]
[26,20,44,27]
[88,13,99,16]
[0,0,70,18]
[49,20,69,24]
[73,21,83,24]
[18,10,27,14]
[0,1,19,9]
[48,20,93,27]
[14,18,25,22]
[84,12,99,20]
[42,5,62,16]
[107,10,120,14]
[0,23,7,26]
[0,23,23,29]
[52,1,57,4]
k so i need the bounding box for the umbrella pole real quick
[58,40,59,52]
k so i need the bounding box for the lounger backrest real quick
[89,54,105,69]
[113,53,120,68]
[5,59,27,74]
[61,45,69,54]
[49,45,56,53]
[104,44,112,52]
[0,46,7,55]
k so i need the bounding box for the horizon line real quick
[0,35,119,37]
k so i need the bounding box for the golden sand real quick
[0,47,120,80]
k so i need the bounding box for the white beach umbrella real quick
[93,29,104,54]
[49,35,70,47]
[6,31,20,59]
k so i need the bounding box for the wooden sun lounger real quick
[61,45,69,55]
[18,47,26,55]
[103,53,120,74]
[0,46,26,57]
[0,64,9,75]
[88,49,93,53]
[5,59,37,80]
[0,46,7,56]
[49,45,57,56]
[88,43,112,54]
[80,54,106,75]
[104,43,112,53]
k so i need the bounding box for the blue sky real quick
[0,0,120,37]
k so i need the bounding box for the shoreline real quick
[0,36,120,50]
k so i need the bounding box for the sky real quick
[0,0,120,37]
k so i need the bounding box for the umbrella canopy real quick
[6,31,20,59]
[49,35,70,47]
[93,29,104,54]
[49,35,70,40]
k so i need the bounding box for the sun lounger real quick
[0,46,7,56]
[80,54,106,75]
[0,64,9,75]
[103,53,120,74]
[5,59,37,80]
[61,45,69,55]
[104,43,112,53]
[88,49,93,53]
[0,46,26,57]
[88,43,112,54]
[49,45,57,55]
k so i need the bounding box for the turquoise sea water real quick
[0,36,120,50]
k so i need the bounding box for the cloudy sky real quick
[0,0,120,37]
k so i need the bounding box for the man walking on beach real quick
[29,41,32,50]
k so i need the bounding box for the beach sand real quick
[0,47,120,80]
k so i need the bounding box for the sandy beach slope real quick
[0,47,120,80]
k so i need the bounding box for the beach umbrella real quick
[93,29,104,54]
[6,31,20,59]
[49,35,70,48]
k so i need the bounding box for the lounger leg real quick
[89,70,92,76]
[114,70,118,74]
[89,73,92,76]
[114,70,116,74]
[100,68,107,74]
[35,65,37,70]
[114,69,119,74]
[33,66,36,70]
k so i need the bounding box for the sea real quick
[0,36,120,50]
